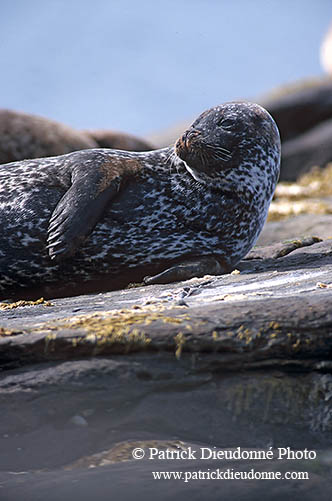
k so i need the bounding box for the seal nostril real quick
[175,128,202,159]
[176,136,185,150]
[185,134,190,149]
[178,131,187,148]
[181,129,201,149]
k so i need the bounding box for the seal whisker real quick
[165,148,174,165]
[204,144,233,158]
[204,146,233,162]
[212,151,233,162]
[215,146,232,155]
[204,143,232,154]
[165,148,172,162]
[166,149,179,174]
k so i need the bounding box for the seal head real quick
[175,102,280,195]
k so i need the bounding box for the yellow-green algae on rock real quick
[268,163,332,221]
[0,297,52,310]
[42,303,192,356]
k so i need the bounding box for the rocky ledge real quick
[1,236,332,370]
[0,237,331,500]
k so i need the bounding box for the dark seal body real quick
[83,129,153,151]
[0,102,280,299]
[0,109,152,164]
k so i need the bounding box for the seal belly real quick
[0,185,65,289]
[81,176,217,269]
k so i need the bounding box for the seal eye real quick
[217,118,234,129]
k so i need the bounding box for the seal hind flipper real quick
[143,256,229,285]
[47,153,141,260]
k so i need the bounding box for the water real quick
[1,0,332,135]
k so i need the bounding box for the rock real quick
[68,415,88,427]
[1,239,332,499]
[0,358,331,498]
[260,80,332,180]
[0,356,331,469]
[0,109,153,164]
[260,79,332,143]
[1,238,332,368]
[280,119,332,181]
[257,214,332,246]
[1,451,331,501]
[271,171,332,223]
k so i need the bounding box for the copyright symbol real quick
[132,447,145,460]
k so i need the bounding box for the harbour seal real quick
[83,129,153,151]
[0,109,152,164]
[0,102,280,299]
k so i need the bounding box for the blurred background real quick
[1,0,332,135]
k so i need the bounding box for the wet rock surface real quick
[0,238,332,499]
[1,452,331,501]
[257,214,332,246]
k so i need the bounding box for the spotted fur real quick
[0,102,280,298]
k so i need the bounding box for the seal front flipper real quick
[143,256,229,285]
[47,153,141,260]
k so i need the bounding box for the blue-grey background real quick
[1,0,332,135]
